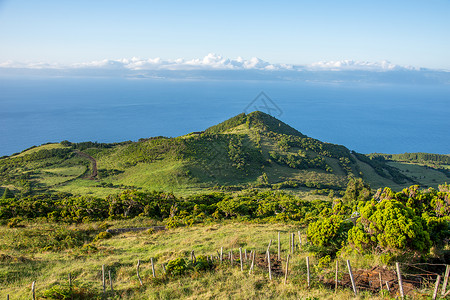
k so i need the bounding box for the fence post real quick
[442,265,450,296]
[289,232,292,254]
[267,249,272,281]
[191,250,196,264]
[433,275,441,300]
[292,233,295,253]
[347,260,357,296]
[306,256,310,288]
[249,251,255,275]
[151,257,156,278]
[284,254,290,285]
[266,239,272,256]
[220,247,223,262]
[244,249,247,262]
[396,262,404,299]
[378,272,382,295]
[102,265,106,294]
[278,231,281,261]
[137,260,143,286]
[31,281,36,300]
[109,270,114,292]
[298,231,302,249]
[335,260,338,293]
[239,248,243,271]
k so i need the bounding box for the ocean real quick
[1,77,449,156]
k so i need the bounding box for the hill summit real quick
[2,111,447,197]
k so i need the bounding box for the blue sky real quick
[0,0,449,69]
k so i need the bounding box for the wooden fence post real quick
[278,231,281,261]
[102,265,106,294]
[220,247,223,262]
[289,233,292,254]
[284,254,290,285]
[298,231,302,249]
[396,262,404,299]
[306,256,310,288]
[191,250,196,264]
[151,257,156,278]
[442,265,450,296]
[267,249,272,281]
[292,233,295,254]
[31,281,36,300]
[266,239,272,256]
[239,248,243,271]
[433,275,441,300]
[249,251,255,275]
[230,250,233,266]
[335,260,338,293]
[137,260,143,286]
[109,270,114,292]
[378,272,382,295]
[347,260,357,296]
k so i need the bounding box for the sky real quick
[0,0,449,70]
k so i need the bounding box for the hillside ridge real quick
[1,111,449,197]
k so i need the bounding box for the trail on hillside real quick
[74,150,98,180]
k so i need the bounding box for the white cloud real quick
[0,54,422,72]
[308,59,417,71]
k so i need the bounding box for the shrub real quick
[92,231,112,242]
[307,215,352,256]
[7,217,24,228]
[166,258,189,276]
[348,197,432,258]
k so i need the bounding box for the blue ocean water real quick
[0,77,449,156]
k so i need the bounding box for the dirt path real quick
[74,150,98,179]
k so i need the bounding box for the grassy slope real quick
[0,221,411,299]
[1,112,449,198]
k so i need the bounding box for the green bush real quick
[166,258,189,276]
[348,197,432,258]
[92,231,112,242]
[7,217,24,228]
[307,215,352,256]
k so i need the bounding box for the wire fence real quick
[7,231,450,299]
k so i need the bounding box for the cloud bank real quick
[0,53,421,71]
[1,54,448,84]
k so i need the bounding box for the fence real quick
[8,231,450,299]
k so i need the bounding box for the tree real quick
[343,178,371,211]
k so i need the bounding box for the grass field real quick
[0,220,437,299]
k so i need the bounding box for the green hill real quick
[1,111,449,197]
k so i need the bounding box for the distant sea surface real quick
[1,77,449,156]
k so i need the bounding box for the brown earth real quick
[75,150,98,179]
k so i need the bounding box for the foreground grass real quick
[0,221,434,299]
